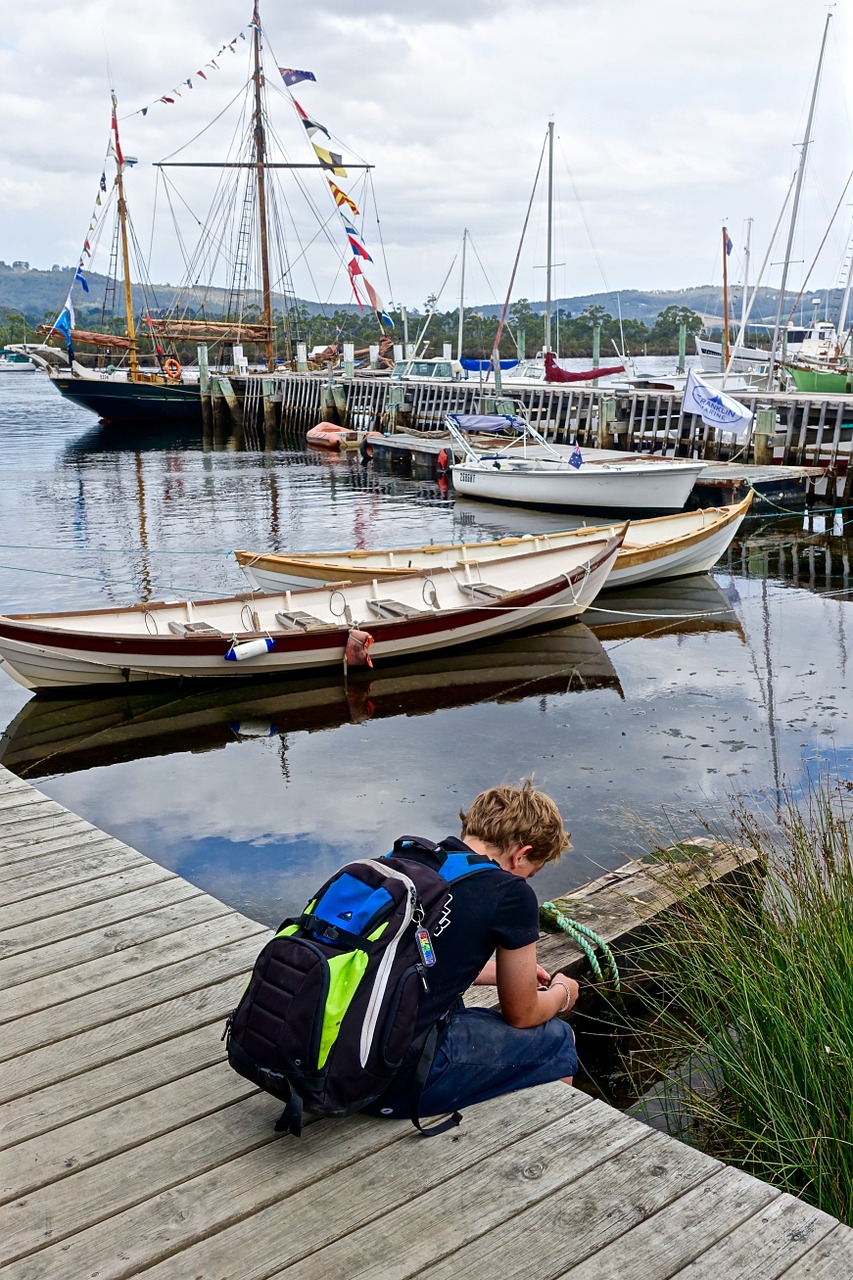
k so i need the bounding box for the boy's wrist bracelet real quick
[550,979,571,1013]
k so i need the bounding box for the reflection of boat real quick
[0,534,621,692]
[445,413,705,515]
[0,624,621,777]
[585,573,745,641]
[236,494,752,594]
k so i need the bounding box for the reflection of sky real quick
[3,378,853,925]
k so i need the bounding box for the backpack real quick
[223,836,497,1137]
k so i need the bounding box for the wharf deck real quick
[2,763,852,1278]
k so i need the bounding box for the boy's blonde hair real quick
[459,778,571,867]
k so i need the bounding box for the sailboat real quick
[482,123,624,390]
[15,6,391,426]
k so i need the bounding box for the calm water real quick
[1,373,851,929]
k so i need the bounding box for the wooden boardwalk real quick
[2,763,853,1279]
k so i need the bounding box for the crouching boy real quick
[364,779,579,1122]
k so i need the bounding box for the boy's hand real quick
[535,963,552,987]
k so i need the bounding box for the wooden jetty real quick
[256,367,853,481]
[3,764,853,1277]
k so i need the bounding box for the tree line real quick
[0,300,709,363]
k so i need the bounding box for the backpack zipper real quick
[353,859,419,1068]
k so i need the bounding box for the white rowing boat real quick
[234,493,752,595]
[0,534,622,692]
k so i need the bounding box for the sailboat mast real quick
[112,95,138,378]
[767,11,831,387]
[252,7,275,371]
[456,228,467,361]
[544,120,554,353]
[722,226,731,370]
[741,217,752,333]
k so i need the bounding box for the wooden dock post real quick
[597,396,617,449]
[197,344,212,439]
[320,378,339,424]
[261,377,277,436]
[753,405,776,466]
[216,376,243,428]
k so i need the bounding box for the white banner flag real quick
[682,368,754,441]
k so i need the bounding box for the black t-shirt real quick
[398,835,541,1039]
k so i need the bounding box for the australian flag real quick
[279,67,316,87]
[569,442,583,469]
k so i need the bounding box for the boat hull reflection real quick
[0,624,621,778]
[585,574,745,641]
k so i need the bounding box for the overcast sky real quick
[2,0,852,314]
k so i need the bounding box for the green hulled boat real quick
[785,363,853,394]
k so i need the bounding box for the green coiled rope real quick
[541,901,621,991]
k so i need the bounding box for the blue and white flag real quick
[682,368,753,440]
[74,266,90,293]
[569,442,583,469]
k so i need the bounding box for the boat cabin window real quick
[787,330,807,343]
[394,361,454,379]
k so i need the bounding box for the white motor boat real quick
[444,413,706,515]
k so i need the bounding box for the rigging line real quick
[157,79,253,162]
[556,132,610,293]
[412,251,460,352]
[367,173,395,306]
[491,129,549,365]
[463,233,501,307]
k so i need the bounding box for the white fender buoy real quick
[224,637,276,662]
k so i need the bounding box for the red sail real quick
[544,352,624,382]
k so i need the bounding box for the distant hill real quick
[0,261,844,330]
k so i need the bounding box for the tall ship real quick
[15,5,390,426]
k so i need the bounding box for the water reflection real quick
[0,624,621,779]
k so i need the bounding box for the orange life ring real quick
[164,358,182,381]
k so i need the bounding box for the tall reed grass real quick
[636,774,853,1224]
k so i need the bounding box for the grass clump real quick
[638,774,853,1224]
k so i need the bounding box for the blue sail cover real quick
[446,413,527,433]
[459,359,519,371]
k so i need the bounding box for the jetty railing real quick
[200,359,853,481]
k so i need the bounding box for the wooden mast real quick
[252,5,275,372]
[722,226,731,371]
[112,94,138,379]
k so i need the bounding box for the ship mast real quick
[252,6,275,371]
[722,226,731,370]
[544,120,554,354]
[456,228,467,361]
[112,94,139,378]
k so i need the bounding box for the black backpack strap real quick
[274,1088,304,1137]
[409,1017,462,1138]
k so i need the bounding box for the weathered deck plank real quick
[1,764,851,1280]
[0,893,233,990]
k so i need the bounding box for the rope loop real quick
[541,901,621,991]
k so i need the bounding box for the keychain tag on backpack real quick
[415,926,436,967]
